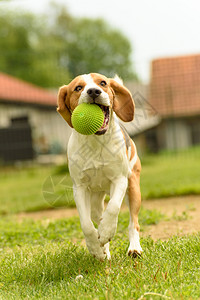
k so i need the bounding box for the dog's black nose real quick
[87,88,102,99]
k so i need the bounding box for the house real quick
[0,72,161,161]
[0,72,72,162]
[120,81,161,153]
[149,54,200,150]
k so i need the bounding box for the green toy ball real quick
[71,103,104,135]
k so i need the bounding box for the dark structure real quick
[0,116,34,162]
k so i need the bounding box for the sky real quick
[1,0,200,82]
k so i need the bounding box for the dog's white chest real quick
[67,122,130,192]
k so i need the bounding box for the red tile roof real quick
[0,72,57,106]
[150,54,200,117]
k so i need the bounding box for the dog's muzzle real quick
[87,88,102,100]
[86,88,110,135]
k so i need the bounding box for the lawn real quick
[0,147,200,299]
[0,146,200,214]
[141,146,200,199]
[0,165,73,214]
[0,212,199,299]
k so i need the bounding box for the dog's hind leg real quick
[126,158,143,257]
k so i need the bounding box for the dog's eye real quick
[74,85,83,92]
[100,80,107,87]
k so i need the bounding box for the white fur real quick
[67,75,141,260]
[78,74,110,107]
[128,225,143,254]
[113,74,123,85]
[68,113,130,259]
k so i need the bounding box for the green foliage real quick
[0,9,70,87]
[0,214,199,299]
[0,4,137,87]
[64,17,136,80]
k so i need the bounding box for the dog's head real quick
[57,73,135,135]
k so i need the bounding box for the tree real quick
[0,9,70,87]
[0,4,137,87]
[50,4,137,81]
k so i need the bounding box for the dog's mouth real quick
[95,105,110,135]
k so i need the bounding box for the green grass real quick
[0,207,163,248]
[0,148,199,299]
[0,146,200,214]
[0,212,199,299]
[0,165,74,215]
[141,147,200,199]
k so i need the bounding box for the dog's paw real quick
[86,238,106,261]
[93,249,107,261]
[128,249,142,258]
[127,245,143,258]
[98,214,117,246]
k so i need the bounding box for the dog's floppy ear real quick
[109,79,135,122]
[57,85,73,128]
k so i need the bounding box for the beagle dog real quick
[57,73,142,260]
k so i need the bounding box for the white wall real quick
[0,103,72,154]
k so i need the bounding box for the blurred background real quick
[0,0,200,214]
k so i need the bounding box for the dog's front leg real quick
[98,177,128,246]
[74,186,106,261]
